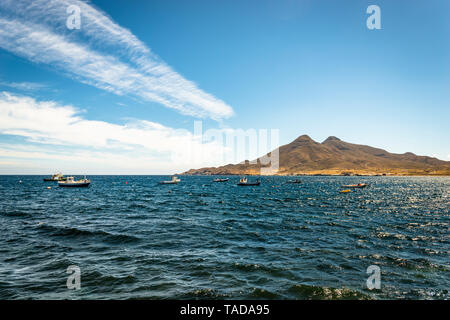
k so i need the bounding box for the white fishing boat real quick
[159,176,180,184]
[58,176,90,188]
[237,177,260,186]
[43,173,67,181]
[286,179,302,184]
[341,183,368,188]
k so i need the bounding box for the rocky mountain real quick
[182,135,450,176]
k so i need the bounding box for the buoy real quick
[125,181,127,184]
[47,186,51,189]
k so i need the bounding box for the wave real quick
[250,288,281,299]
[0,210,32,218]
[287,284,371,300]
[177,288,231,299]
[81,270,137,287]
[36,224,141,244]
[385,256,448,272]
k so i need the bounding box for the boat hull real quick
[58,182,90,188]
[237,182,260,186]
[341,184,368,188]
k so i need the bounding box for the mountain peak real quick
[294,134,314,142]
[323,136,341,144]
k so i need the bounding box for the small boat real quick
[286,179,302,184]
[213,178,229,182]
[340,189,351,193]
[237,177,260,186]
[58,176,90,188]
[159,176,180,184]
[44,173,67,182]
[341,183,368,188]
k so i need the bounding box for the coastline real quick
[179,172,450,177]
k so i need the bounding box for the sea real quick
[0,175,448,300]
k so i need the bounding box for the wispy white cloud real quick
[0,0,234,120]
[0,81,49,92]
[0,92,229,174]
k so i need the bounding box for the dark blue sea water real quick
[0,175,448,300]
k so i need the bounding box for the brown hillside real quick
[182,135,450,176]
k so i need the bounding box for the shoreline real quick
[2,173,449,177]
[176,173,450,177]
[179,173,450,177]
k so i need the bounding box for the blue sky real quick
[0,0,449,174]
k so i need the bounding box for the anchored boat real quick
[213,178,229,182]
[159,176,180,184]
[58,176,90,188]
[237,177,260,186]
[341,183,368,188]
[286,179,302,184]
[43,173,67,182]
